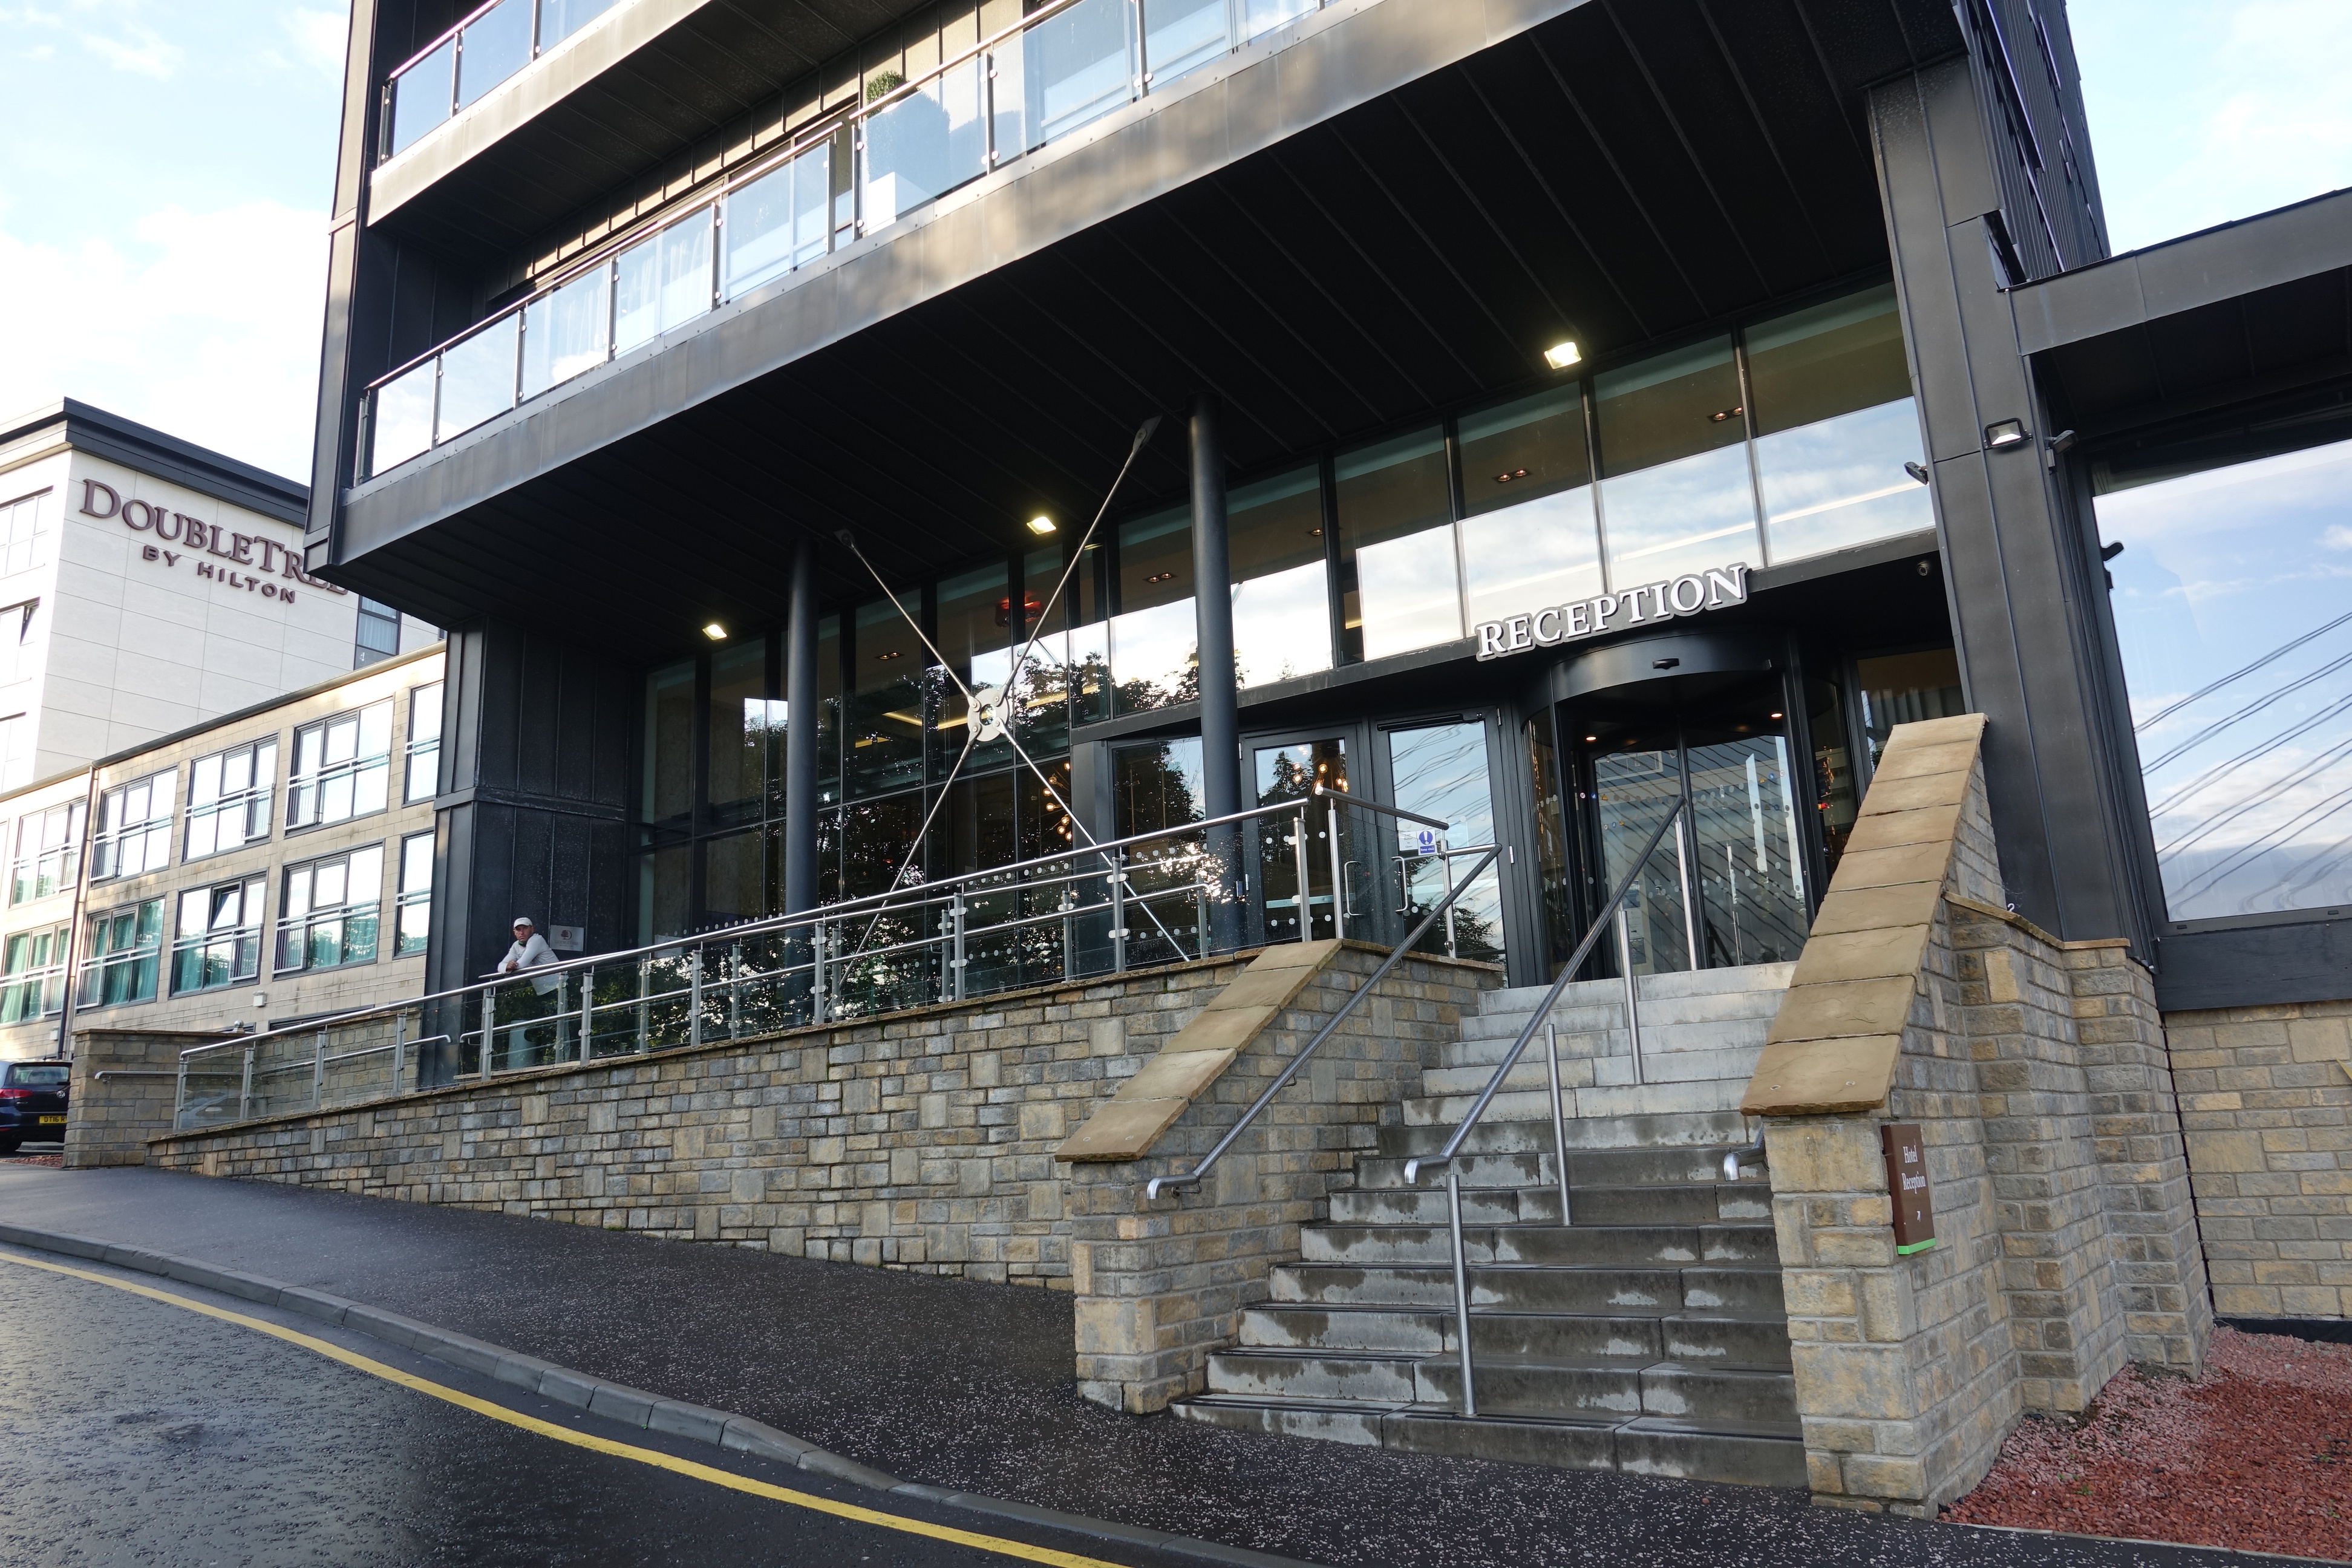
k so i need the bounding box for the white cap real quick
[512,916,534,926]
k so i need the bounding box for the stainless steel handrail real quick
[1400,802,1686,1419]
[1145,844,1501,1202]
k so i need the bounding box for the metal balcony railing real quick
[359,0,1331,480]
[171,782,1455,1131]
[380,0,620,162]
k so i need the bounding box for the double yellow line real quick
[0,1249,1132,1567]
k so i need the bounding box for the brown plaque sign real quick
[1881,1122,1936,1254]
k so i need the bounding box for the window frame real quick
[404,682,443,805]
[78,897,165,1009]
[273,841,387,976]
[394,829,434,957]
[286,700,396,833]
[171,874,269,996]
[0,921,71,1022]
[185,736,280,862]
[91,767,178,883]
[11,800,86,906]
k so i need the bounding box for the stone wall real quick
[64,1028,229,1167]
[2166,997,2352,1321]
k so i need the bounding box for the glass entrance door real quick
[1252,736,1347,942]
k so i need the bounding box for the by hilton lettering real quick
[1472,563,1751,662]
[80,481,345,603]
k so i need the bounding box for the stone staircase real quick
[1170,963,1806,1487]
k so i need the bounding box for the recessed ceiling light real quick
[1027,515,1057,535]
[1769,711,1784,720]
[702,622,727,641]
[1146,572,1174,584]
[1543,341,1581,370]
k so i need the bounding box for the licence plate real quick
[36,1116,64,1125]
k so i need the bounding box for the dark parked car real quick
[0,1059,68,1154]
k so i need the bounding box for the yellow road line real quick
[0,1249,1135,1568]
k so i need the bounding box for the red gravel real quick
[0,1154,62,1168]
[1944,1326,2352,1560]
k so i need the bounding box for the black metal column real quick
[783,538,820,915]
[1191,393,1244,949]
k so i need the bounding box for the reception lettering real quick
[1472,564,1751,661]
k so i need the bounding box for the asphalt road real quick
[0,1243,1223,1568]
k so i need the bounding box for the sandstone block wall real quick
[65,1028,229,1167]
[2167,998,2352,1319]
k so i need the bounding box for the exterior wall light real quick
[1543,341,1581,370]
[1027,515,1057,535]
[1984,418,2030,449]
[703,622,728,641]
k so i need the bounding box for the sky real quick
[0,1,2347,485]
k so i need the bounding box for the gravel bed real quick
[1945,1326,2352,1560]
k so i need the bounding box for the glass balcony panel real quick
[792,143,834,267]
[370,361,437,476]
[434,312,520,443]
[1241,0,1316,42]
[1756,400,1932,561]
[520,266,610,397]
[614,211,713,354]
[861,57,988,231]
[1021,0,1135,151]
[1336,427,1458,662]
[1461,486,1602,632]
[1595,338,1757,586]
[1109,599,1197,714]
[387,38,455,157]
[1143,0,1229,86]
[538,0,618,50]
[456,0,534,110]
[725,158,799,298]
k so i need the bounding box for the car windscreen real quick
[6,1065,68,1086]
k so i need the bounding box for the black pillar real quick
[1191,393,1244,949]
[1869,60,2152,948]
[783,538,820,915]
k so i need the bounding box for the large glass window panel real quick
[11,802,83,905]
[1596,337,1760,586]
[1388,722,1503,964]
[846,596,928,799]
[1009,546,1074,757]
[371,362,436,475]
[1461,383,1591,516]
[172,877,265,995]
[812,614,842,809]
[862,57,987,231]
[0,925,67,1022]
[702,829,768,929]
[520,267,610,398]
[1114,737,1204,838]
[708,640,773,825]
[81,900,162,1007]
[1143,0,1229,86]
[1227,465,1330,689]
[396,831,434,956]
[387,38,455,157]
[1854,648,1965,774]
[1241,0,1316,42]
[1019,0,1135,151]
[641,661,694,826]
[1119,505,1192,610]
[456,0,532,109]
[539,0,618,50]
[637,842,691,944]
[614,210,713,356]
[434,313,519,443]
[93,769,174,881]
[2097,434,2352,921]
[1111,506,1196,715]
[275,846,382,973]
[1336,428,1458,662]
[1748,287,1929,561]
[932,562,1017,777]
[288,703,393,829]
[405,683,443,805]
[1458,385,1601,630]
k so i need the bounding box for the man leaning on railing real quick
[494,916,563,1069]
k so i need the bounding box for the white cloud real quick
[0,200,329,480]
[279,6,346,80]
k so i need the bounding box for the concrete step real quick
[1267,1262,1786,1316]
[1327,1180,1771,1228]
[1238,1304,1795,1370]
[1168,1397,1807,1488]
[1478,962,1794,1019]
[1299,1223,1777,1269]
[1461,998,1780,1044]
[1410,1357,1797,1427]
[1403,1073,1753,1126]
[1370,1123,1757,1172]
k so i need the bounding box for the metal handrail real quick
[1145,845,1501,1202]
[176,791,1440,1079]
[1400,802,1687,1419]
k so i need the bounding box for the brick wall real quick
[64,1028,230,1167]
[2167,999,2352,1319]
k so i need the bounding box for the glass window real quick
[1228,466,1331,690]
[405,683,443,805]
[396,831,434,956]
[702,827,770,930]
[1855,648,1966,774]
[1595,337,1760,586]
[521,266,611,398]
[434,312,519,444]
[1809,678,1861,881]
[932,563,1017,776]
[0,488,53,575]
[813,614,842,808]
[355,596,402,668]
[276,844,385,973]
[0,599,36,685]
[1458,385,1603,632]
[11,801,83,904]
[637,841,692,946]
[1389,722,1504,964]
[288,701,394,829]
[1336,427,1457,662]
[861,56,986,230]
[187,738,278,860]
[0,713,31,793]
[1010,546,1076,756]
[614,208,714,356]
[2095,433,2352,922]
[1113,737,1205,838]
[1748,286,1930,563]
[79,898,162,1007]
[0,924,68,1022]
[642,661,695,826]
[846,596,927,799]
[172,876,266,995]
[1110,506,1197,715]
[92,769,175,881]
[709,640,776,825]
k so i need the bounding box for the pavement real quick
[0,1161,2319,1568]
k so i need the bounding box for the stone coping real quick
[148,941,1500,1150]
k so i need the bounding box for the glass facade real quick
[2096,431,2352,923]
[172,877,266,995]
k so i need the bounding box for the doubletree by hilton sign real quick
[80,480,344,603]
[1472,563,1751,661]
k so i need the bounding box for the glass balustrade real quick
[382,0,619,161]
